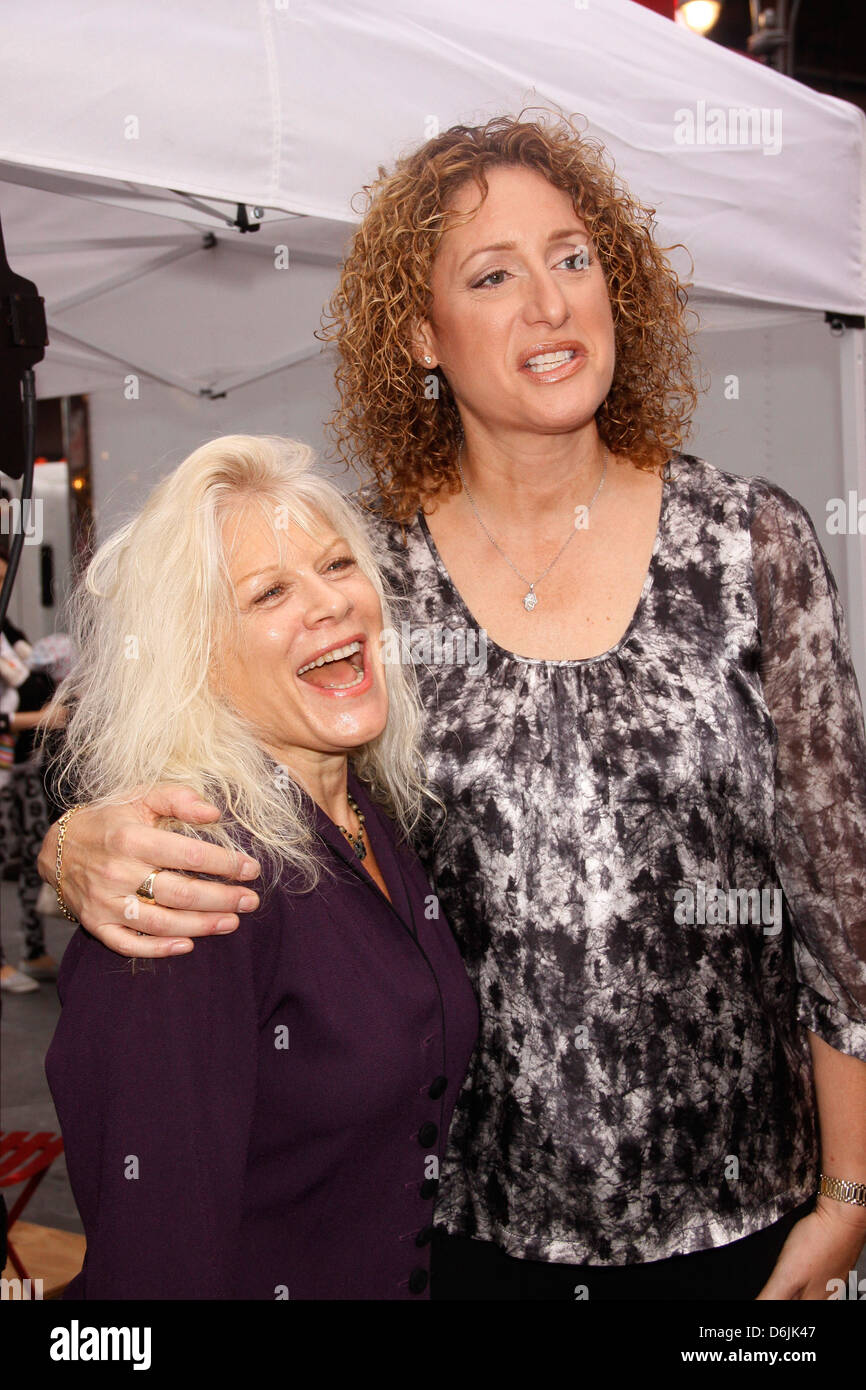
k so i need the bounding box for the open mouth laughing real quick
[295,635,372,696]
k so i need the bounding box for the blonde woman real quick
[44,434,478,1300]
[41,113,866,1301]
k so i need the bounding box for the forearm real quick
[807,1029,866,1228]
[757,1032,866,1298]
[11,701,66,732]
[11,708,46,731]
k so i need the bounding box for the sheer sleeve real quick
[751,477,866,1059]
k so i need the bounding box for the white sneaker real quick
[0,967,40,993]
[18,955,58,982]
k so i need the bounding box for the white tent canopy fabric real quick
[2,176,350,401]
[3,0,865,318]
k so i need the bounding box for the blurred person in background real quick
[0,533,66,993]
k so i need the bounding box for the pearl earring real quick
[424,355,433,364]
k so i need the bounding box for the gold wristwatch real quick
[818,1173,866,1208]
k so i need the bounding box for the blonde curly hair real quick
[320,109,699,524]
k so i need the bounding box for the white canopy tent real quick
[1,0,864,681]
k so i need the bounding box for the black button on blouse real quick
[408,1267,429,1294]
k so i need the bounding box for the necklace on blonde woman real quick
[337,792,367,860]
[455,445,608,612]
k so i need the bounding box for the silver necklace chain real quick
[455,445,608,611]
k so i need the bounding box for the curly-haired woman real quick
[40,113,866,1300]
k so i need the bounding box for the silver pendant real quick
[523,587,538,612]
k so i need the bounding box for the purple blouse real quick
[45,767,479,1299]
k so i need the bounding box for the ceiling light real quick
[676,1,722,34]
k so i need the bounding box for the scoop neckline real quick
[414,458,674,669]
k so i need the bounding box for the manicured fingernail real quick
[238,894,258,911]
[169,941,193,954]
[239,860,260,879]
[215,916,238,932]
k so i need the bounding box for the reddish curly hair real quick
[319,109,698,523]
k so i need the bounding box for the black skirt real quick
[430,1198,815,1300]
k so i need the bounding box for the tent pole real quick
[210,345,327,395]
[45,324,206,398]
[838,324,866,695]
[52,240,211,314]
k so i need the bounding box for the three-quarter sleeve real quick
[751,478,866,1059]
[45,922,263,1298]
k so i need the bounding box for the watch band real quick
[818,1173,866,1208]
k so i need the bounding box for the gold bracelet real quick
[54,804,85,923]
[818,1173,866,1208]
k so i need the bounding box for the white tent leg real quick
[838,324,866,695]
[212,345,326,395]
[24,235,197,254]
[46,324,207,398]
[53,240,210,314]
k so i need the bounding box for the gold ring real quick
[136,869,164,905]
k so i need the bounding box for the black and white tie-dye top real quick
[353,453,866,1265]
